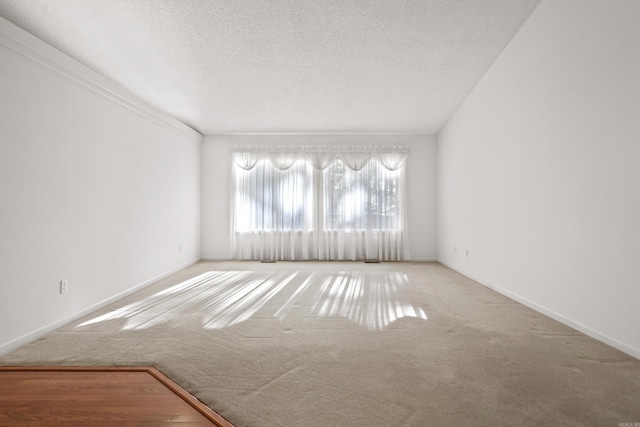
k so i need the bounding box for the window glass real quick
[323,159,402,231]
[234,159,314,232]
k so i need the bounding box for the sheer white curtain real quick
[231,155,316,260]
[230,145,409,261]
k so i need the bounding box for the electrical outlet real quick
[465,249,469,257]
[60,280,69,294]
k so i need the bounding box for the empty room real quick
[0,0,639,425]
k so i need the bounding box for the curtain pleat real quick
[269,153,297,170]
[339,152,373,171]
[232,152,260,170]
[307,152,336,170]
[230,145,409,172]
[377,151,408,171]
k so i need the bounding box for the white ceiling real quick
[0,0,541,135]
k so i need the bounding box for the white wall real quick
[201,134,437,261]
[438,0,640,357]
[0,19,202,354]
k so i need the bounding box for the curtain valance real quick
[230,145,410,171]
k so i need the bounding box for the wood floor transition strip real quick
[0,366,234,426]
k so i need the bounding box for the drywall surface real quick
[201,134,437,261]
[0,20,202,353]
[438,0,640,357]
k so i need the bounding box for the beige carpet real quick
[1,261,639,426]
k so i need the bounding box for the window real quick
[230,146,408,261]
[324,158,402,231]
[234,159,313,232]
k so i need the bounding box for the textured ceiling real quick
[0,0,541,135]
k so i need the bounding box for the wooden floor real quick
[0,367,233,426]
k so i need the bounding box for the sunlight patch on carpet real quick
[77,270,427,331]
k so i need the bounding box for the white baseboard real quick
[438,260,640,361]
[0,258,199,356]
[200,257,438,262]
